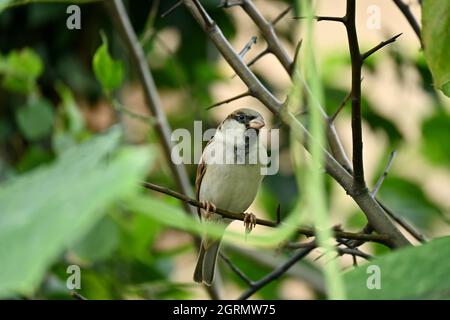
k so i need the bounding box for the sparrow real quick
[193,108,267,286]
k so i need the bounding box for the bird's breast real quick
[199,163,263,213]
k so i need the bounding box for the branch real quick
[238,244,316,300]
[272,5,292,26]
[206,91,250,110]
[329,91,352,123]
[377,200,427,243]
[142,181,391,245]
[361,33,402,61]
[238,36,257,58]
[161,0,182,18]
[239,0,293,74]
[71,291,87,300]
[219,253,254,286]
[337,247,372,260]
[372,150,397,196]
[344,0,366,191]
[227,246,326,294]
[392,0,421,43]
[292,15,345,23]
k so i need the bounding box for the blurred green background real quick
[0,0,449,300]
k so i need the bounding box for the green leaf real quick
[92,33,124,95]
[72,216,119,263]
[421,112,450,167]
[345,236,450,299]
[422,0,450,97]
[16,99,54,141]
[0,128,152,298]
[0,48,43,93]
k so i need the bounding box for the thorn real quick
[238,36,257,58]
[361,33,403,61]
[292,15,345,23]
[272,6,292,26]
[192,0,215,28]
[206,91,251,110]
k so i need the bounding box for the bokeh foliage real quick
[0,0,449,299]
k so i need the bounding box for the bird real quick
[193,108,267,286]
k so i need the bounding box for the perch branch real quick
[142,181,391,245]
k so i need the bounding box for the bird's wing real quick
[195,138,214,220]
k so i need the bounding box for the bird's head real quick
[221,108,265,132]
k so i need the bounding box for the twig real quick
[344,0,366,191]
[376,200,427,243]
[142,181,391,245]
[231,48,268,79]
[227,245,326,294]
[238,244,316,300]
[161,0,182,18]
[272,6,292,26]
[219,253,254,286]
[392,0,421,43]
[240,0,292,74]
[246,48,269,68]
[337,247,372,260]
[238,36,257,58]
[329,91,352,123]
[292,15,345,23]
[361,33,402,61]
[372,150,397,197]
[71,291,87,300]
[276,204,281,225]
[292,39,303,71]
[206,91,250,110]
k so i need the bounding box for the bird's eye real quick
[238,114,246,122]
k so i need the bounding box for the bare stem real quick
[392,0,421,44]
[238,244,316,300]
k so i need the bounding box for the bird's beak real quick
[249,118,265,130]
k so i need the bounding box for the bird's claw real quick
[201,201,216,219]
[243,212,257,234]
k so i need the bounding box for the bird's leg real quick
[243,212,257,234]
[201,200,217,220]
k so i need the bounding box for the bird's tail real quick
[193,238,222,286]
